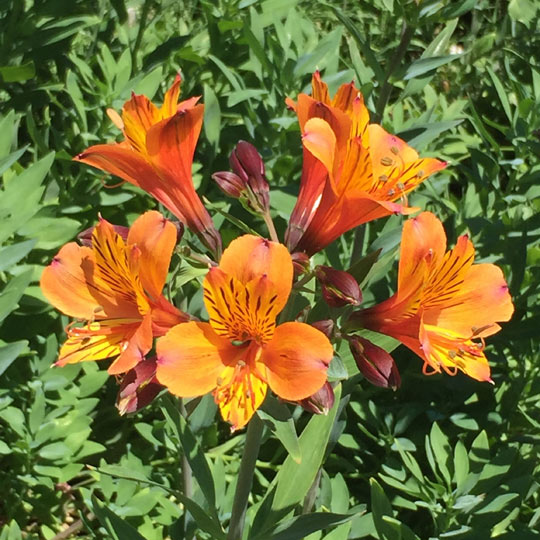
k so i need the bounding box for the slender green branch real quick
[227,415,264,540]
[180,400,195,540]
[131,0,152,70]
[263,210,280,243]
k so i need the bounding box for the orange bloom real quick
[156,235,333,430]
[285,72,446,255]
[74,76,222,256]
[40,211,188,374]
[347,212,514,382]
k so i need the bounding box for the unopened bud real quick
[212,171,246,199]
[348,336,401,389]
[316,266,362,308]
[298,381,335,415]
[116,357,162,415]
[291,252,310,277]
[230,141,270,212]
[311,319,334,339]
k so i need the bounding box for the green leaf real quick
[267,512,358,540]
[0,62,35,83]
[0,146,28,175]
[453,440,470,492]
[0,240,36,272]
[18,214,81,250]
[486,66,513,124]
[0,269,33,324]
[370,478,398,540]
[404,55,461,81]
[204,84,221,146]
[161,396,218,515]
[508,0,538,26]
[251,385,342,537]
[90,495,146,540]
[258,408,301,464]
[347,249,382,286]
[428,422,452,487]
[0,340,28,377]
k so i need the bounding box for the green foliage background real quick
[0,0,538,538]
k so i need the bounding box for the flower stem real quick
[180,400,195,540]
[227,415,264,540]
[263,210,280,243]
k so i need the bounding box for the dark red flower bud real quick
[311,319,334,339]
[78,223,129,247]
[291,252,310,277]
[348,336,401,389]
[229,141,270,212]
[315,266,362,308]
[230,140,265,181]
[298,382,335,415]
[212,171,246,199]
[116,357,163,415]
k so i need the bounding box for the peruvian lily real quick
[74,76,222,257]
[346,212,514,382]
[285,71,446,255]
[156,235,333,430]
[40,211,188,374]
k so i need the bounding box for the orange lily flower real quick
[285,72,446,255]
[347,212,514,382]
[40,211,188,374]
[156,235,333,430]
[74,76,222,257]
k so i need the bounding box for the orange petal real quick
[302,117,337,184]
[426,263,514,336]
[41,243,104,319]
[127,211,177,300]
[398,212,447,294]
[262,322,332,401]
[108,314,153,374]
[218,235,293,314]
[156,322,237,397]
[215,367,267,430]
[146,105,204,187]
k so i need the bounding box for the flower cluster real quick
[41,72,513,430]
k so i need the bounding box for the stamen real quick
[380,157,394,166]
[390,145,399,155]
[379,174,388,183]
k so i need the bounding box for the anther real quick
[390,146,399,155]
[380,157,394,166]
[379,174,388,183]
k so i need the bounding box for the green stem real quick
[180,400,195,540]
[227,415,264,540]
[263,210,279,243]
[373,20,414,123]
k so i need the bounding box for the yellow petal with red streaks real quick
[122,93,160,154]
[160,75,181,118]
[311,71,330,104]
[215,367,267,431]
[263,322,332,401]
[156,321,238,397]
[422,234,476,308]
[398,212,447,294]
[127,211,177,300]
[56,318,141,367]
[419,323,492,382]
[426,263,514,336]
[218,235,293,314]
[92,218,150,316]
